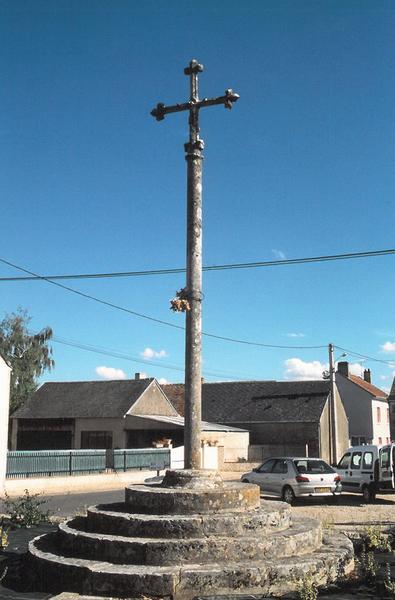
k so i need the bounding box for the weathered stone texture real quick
[125,481,260,514]
[28,470,354,598]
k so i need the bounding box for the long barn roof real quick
[163,379,331,423]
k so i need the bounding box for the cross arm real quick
[150,89,239,121]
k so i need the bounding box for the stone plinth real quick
[125,469,260,516]
[28,469,354,598]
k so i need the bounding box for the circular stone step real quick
[86,500,291,538]
[56,516,322,565]
[125,481,260,514]
[28,530,354,599]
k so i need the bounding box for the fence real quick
[6,448,171,479]
[113,448,170,472]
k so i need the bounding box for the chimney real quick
[135,372,141,380]
[201,377,205,384]
[364,369,371,383]
[337,361,349,378]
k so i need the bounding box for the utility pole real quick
[328,343,338,465]
[151,60,239,469]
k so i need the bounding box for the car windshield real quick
[293,459,334,474]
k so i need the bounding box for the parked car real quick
[336,443,395,503]
[241,457,342,504]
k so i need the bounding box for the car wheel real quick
[282,485,295,505]
[362,484,376,504]
[241,479,249,484]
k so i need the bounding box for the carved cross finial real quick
[150,60,239,137]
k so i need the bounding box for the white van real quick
[337,444,395,502]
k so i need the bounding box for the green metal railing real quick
[6,448,170,479]
[113,448,170,472]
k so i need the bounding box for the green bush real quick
[4,489,51,527]
[383,563,395,595]
[361,525,392,553]
[0,518,9,582]
[295,571,318,600]
[359,546,379,585]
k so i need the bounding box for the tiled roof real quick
[133,414,248,432]
[163,380,331,423]
[11,378,155,419]
[348,375,387,398]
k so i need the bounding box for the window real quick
[387,409,390,424]
[257,459,276,473]
[377,407,381,423]
[294,459,334,474]
[362,452,373,470]
[387,437,390,445]
[378,437,382,445]
[380,447,391,469]
[271,459,288,474]
[81,431,113,449]
[351,452,362,469]
[351,436,366,446]
[338,453,351,469]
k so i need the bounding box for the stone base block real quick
[125,481,260,515]
[86,500,291,538]
[57,516,322,565]
[29,529,353,599]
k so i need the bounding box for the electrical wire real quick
[50,335,255,381]
[335,345,395,367]
[1,248,394,282]
[1,256,326,350]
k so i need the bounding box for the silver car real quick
[241,457,342,504]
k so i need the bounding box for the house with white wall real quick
[0,355,11,495]
[335,361,389,446]
[386,377,395,442]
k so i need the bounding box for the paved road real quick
[0,488,125,521]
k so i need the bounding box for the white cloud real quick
[381,341,395,354]
[140,347,168,359]
[348,363,364,377]
[284,358,328,380]
[96,366,126,380]
[286,333,306,338]
[379,375,389,381]
[272,249,286,260]
[284,358,364,380]
[158,377,169,385]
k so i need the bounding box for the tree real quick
[0,309,54,413]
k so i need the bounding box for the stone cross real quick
[151,60,239,470]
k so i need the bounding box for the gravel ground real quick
[281,492,395,528]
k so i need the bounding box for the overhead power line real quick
[0,256,325,350]
[335,345,395,367]
[52,338,395,378]
[50,335,254,381]
[0,248,394,282]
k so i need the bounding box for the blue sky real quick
[1,0,395,389]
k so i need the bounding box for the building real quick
[9,376,249,460]
[0,355,11,495]
[163,379,349,464]
[335,361,390,446]
[385,376,395,442]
